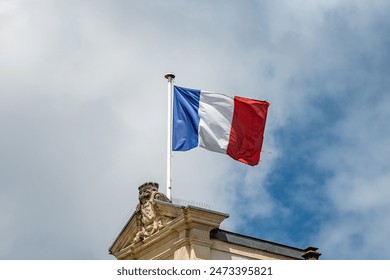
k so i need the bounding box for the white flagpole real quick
[164,73,175,201]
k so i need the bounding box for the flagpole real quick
[164,73,175,201]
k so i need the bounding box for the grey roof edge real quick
[210,229,315,260]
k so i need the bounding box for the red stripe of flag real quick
[227,96,270,166]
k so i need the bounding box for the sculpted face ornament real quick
[131,182,170,245]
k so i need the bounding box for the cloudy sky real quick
[1,0,390,260]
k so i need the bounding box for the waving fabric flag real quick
[173,85,269,166]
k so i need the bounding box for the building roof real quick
[211,228,318,260]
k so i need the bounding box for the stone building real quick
[109,182,321,260]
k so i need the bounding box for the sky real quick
[1,0,390,260]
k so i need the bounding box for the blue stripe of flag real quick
[172,86,201,151]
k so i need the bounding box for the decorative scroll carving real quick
[131,182,171,245]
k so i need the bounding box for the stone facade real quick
[109,182,321,260]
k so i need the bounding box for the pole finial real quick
[164,73,175,80]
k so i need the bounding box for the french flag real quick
[172,86,270,166]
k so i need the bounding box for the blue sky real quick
[1,0,390,259]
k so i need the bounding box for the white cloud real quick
[313,92,390,258]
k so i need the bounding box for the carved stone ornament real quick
[131,182,171,246]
